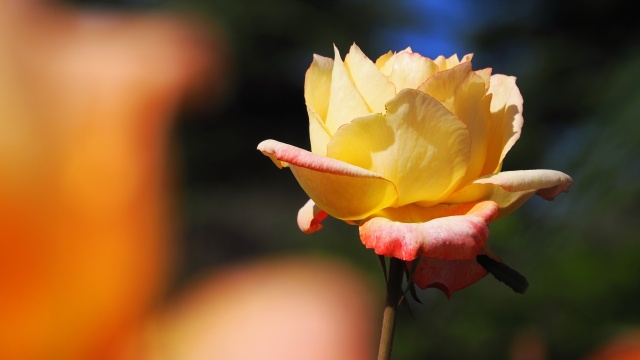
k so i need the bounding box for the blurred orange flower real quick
[0,2,215,359]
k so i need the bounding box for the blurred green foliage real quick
[63,0,640,358]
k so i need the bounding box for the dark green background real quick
[65,0,640,358]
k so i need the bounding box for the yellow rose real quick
[258,44,572,296]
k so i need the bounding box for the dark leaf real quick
[476,255,529,294]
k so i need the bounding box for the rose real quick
[258,44,572,296]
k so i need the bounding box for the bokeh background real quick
[15,0,640,358]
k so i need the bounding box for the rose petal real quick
[375,47,412,76]
[304,54,333,122]
[433,53,472,71]
[481,74,524,174]
[418,62,490,185]
[446,170,573,219]
[475,68,492,92]
[388,52,438,91]
[324,45,369,134]
[257,140,398,220]
[412,256,491,298]
[374,50,394,73]
[307,106,331,156]
[327,89,471,206]
[359,201,499,261]
[297,199,328,234]
[344,44,396,114]
[474,169,573,196]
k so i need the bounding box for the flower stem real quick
[377,257,404,360]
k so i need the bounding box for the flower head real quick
[258,44,572,296]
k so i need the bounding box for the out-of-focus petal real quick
[324,45,369,134]
[0,3,216,359]
[413,256,492,298]
[145,256,378,360]
[481,74,524,174]
[344,44,396,114]
[297,199,328,234]
[446,170,573,219]
[359,201,498,261]
[388,52,438,91]
[257,140,398,220]
[328,89,470,206]
[418,62,490,185]
[307,106,331,156]
[304,54,333,121]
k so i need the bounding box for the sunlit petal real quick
[388,52,438,91]
[375,47,412,76]
[460,53,473,63]
[344,43,396,114]
[475,68,492,92]
[374,50,394,74]
[324,45,369,134]
[258,140,398,220]
[433,53,473,71]
[307,106,331,155]
[482,74,524,174]
[304,54,333,121]
[328,89,470,206]
[359,201,498,261]
[418,62,490,185]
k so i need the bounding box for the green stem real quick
[377,257,404,360]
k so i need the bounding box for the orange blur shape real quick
[584,331,640,360]
[0,2,216,359]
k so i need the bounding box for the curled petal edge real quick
[258,139,386,177]
[474,169,573,200]
[446,169,573,219]
[258,139,398,220]
[297,199,328,234]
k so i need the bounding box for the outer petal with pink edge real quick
[446,169,573,219]
[297,199,328,234]
[359,201,499,261]
[412,255,496,298]
[257,140,398,220]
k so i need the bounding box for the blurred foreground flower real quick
[585,330,640,360]
[0,2,215,359]
[258,44,573,297]
[145,256,377,360]
[0,4,376,360]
